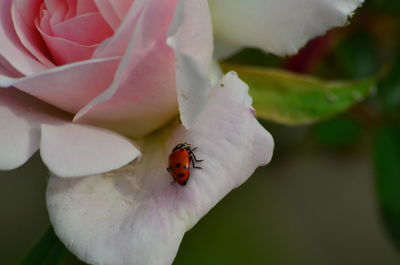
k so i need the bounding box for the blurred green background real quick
[2,0,400,264]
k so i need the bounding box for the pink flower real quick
[0,0,273,264]
[0,0,364,264]
[0,0,214,176]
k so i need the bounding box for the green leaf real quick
[222,64,376,125]
[19,227,67,265]
[374,128,400,249]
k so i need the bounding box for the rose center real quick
[35,0,113,65]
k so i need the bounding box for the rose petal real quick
[93,0,121,29]
[36,14,99,64]
[46,0,67,26]
[43,0,66,14]
[75,0,98,16]
[74,0,180,137]
[167,0,213,129]
[167,37,210,129]
[108,0,133,20]
[46,72,273,265]
[209,0,364,56]
[208,60,224,86]
[92,0,133,30]
[0,0,46,74]
[51,13,113,45]
[38,34,97,65]
[93,0,212,69]
[0,88,68,170]
[11,0,55,68]
[77,0,213,137]
[64,0,77,19]
[92,0,176,59]
[0,55,22,77]
[94,0,134,24]
[41,123,141,178]
[167,0,213,71]
[74,40,178,138]
[0,57,120,114]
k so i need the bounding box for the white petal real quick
[47,73,273,265]
[40,123,141,178]
[208,60,223,86]
[167,38,210,129]
[168,0,213,71]
[0,88,66,170]
[167,0,213,129]
[209,0,364,56]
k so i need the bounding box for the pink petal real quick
[93,0,133,29]
[0,57,120,114]
[0,55,22,77]
[108,0,133,20]
[36,16,98,64]
[92,0,177,59]
[75,0,180,137]
[75,40,177,138]
[40,123,141,178]
[11,0,55,67]
[46,0,68,26]
[43,0,65,14]
[93,0,121,29]
[36,0,112,64]
[77,0,213,137]
[51,13,113,45]
[76,0,98,16]
[47,72,274,265]
[38,7,53,34]
[0,0,46,74]
[64,0,77,19]
[0,87,68,170]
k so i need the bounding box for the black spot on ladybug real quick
[178,173,186,178]
[183,165,189,170]
[175,163,181,168]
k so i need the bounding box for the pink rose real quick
[1,0,365,264]
[0,0,213,176]
[0,1,273,264]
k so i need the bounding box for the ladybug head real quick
[173,142,191,151]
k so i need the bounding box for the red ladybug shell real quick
[168,147,190,185]
[167,143,202,186]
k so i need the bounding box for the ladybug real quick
[167,143,203,185]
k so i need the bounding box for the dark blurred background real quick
[2,0,400,264]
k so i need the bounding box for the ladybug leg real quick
[190,155,203,170]
[167,167,172,172]
[171,179,176,185]
[189,148,204,162]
